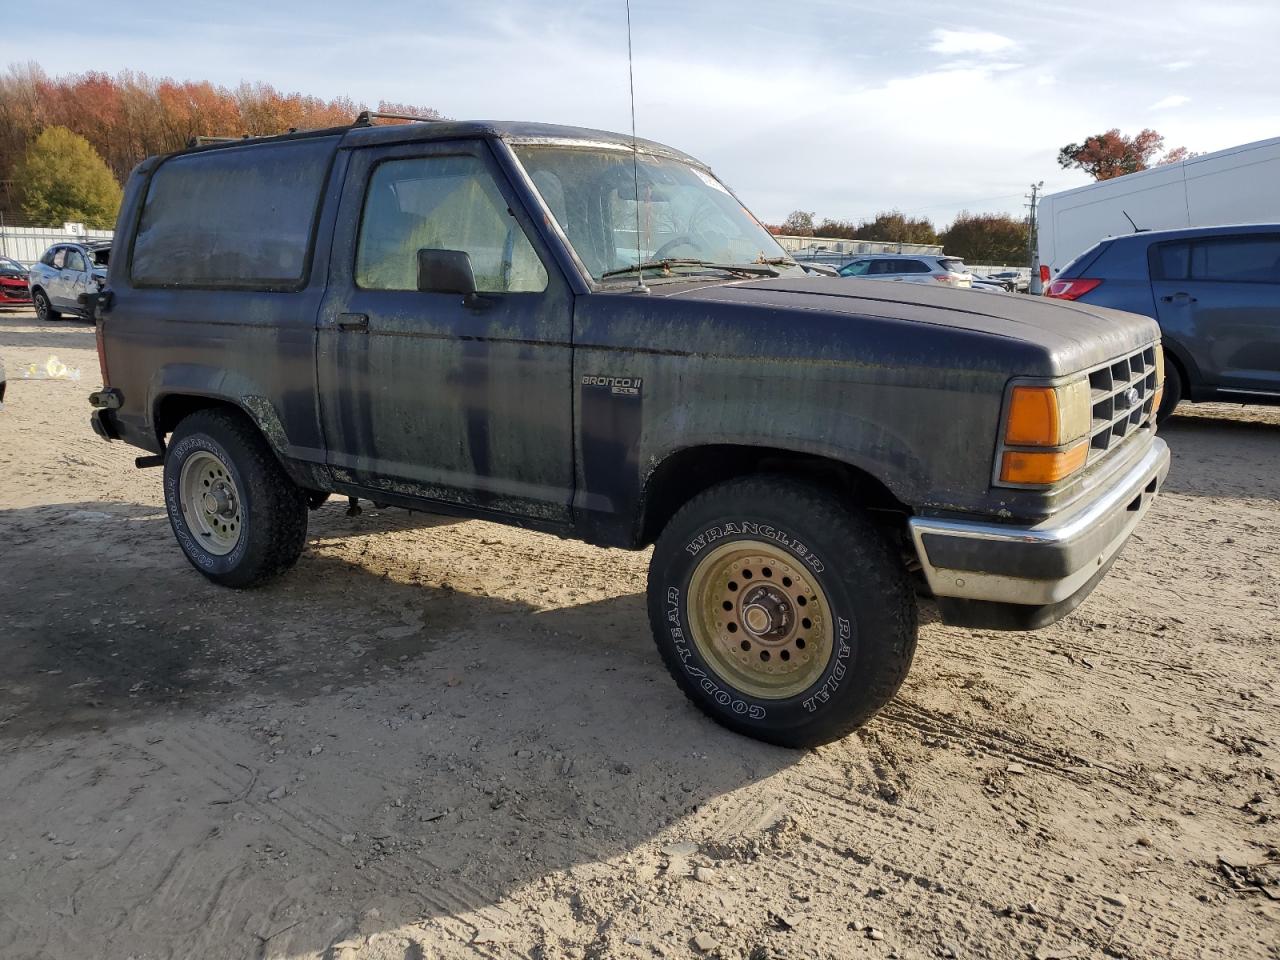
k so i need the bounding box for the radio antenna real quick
[625,0,649,293]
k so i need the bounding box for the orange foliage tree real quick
[0,62,441,221]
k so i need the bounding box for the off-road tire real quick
[32,288,60,322]
[164,408,308,588]
[1156,360,1182,424]
[647,475,918,748]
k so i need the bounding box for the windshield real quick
[511,143,791,283]
[0,257,25,273]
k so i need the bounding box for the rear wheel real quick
[163,409,308,587]
[1156,361,1183,424]
[32,289,60,322]
[647,476,918,748]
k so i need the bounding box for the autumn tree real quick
[15,126,122,228]
[1057,128,1193,181]
[853,210,939,246]
[939,212,1028,264]
[780,210,816,236]
[0,63,443,219]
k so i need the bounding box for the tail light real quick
[93,290,111,385]
[1045,277,1102,300]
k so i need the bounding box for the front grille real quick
[1087,343,1158,462]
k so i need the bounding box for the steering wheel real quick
[653,235,699,259]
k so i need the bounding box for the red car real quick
[0,256,33,307]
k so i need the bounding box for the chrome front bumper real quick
[908,438,1170,608]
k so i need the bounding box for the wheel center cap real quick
[202,492,219,514]
[743,604,772,635]
[738,585,792,640]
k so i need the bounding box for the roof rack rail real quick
[187,135,245,148]
[354,110,442,127]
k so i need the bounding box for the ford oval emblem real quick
[1124,387,1140,407]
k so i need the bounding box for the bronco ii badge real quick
[581,375,643,397]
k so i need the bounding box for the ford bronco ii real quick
[89,116,1170,747]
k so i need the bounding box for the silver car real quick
[836,253,973,288]
[28,241,110,321]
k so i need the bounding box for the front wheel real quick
[647,476,918,748]
[163,408,308,587]
[1156,361,1183,424]
[32,288,60,322]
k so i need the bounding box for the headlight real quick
[998,379,1092,485]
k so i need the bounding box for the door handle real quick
[337,312,369,331]
[1160,293,1197,303]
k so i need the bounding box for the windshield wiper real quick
[600,258,780,281]
[754,255,799,268]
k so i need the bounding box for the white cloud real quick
[1165,60,1194,71]
[928,29,1016,56]
[1151,94,1191,109]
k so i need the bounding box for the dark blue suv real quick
[1047,224,1280,422]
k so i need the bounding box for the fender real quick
[148,363,332,490]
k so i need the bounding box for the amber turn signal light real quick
[1005,382,1091,447]
[1000,442,1089,485]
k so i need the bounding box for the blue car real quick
[1047,224,1280,421]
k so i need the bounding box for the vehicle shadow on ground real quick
[0,499,801,957]
[1159,407,1280,500]
[0,500,485,741]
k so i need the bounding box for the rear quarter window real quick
[1148,241,1190,281]
[130,137,338,289]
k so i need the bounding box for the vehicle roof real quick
[845,253,948,260]
[164,119,707,169]
[1105,222,1280,245]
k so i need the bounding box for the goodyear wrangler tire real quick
[164,409,308,588]
[647,476,917,748]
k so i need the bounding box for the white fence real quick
[0,224,114,265]
[775,234,944,260]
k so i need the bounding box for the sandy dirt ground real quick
[0,310,1277,960]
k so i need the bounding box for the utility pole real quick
[1026,180,1044,294]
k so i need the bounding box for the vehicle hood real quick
[662,276,1158,375]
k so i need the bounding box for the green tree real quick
[780,210,816,236]
[854,210,939,246]
[940,212,1029,264]
[14,126,122,227]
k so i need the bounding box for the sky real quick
[5,0,1279,228]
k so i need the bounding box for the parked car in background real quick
[837,254,973,287]
[27,241,110,321]
[0,256,32,308]
[972,275,1012,293]
[1046,223,1280,421]
[989,270,1029,293]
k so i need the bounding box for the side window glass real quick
[1149,242,1189,281]
[903,260,929,273]
[1192,236,1280,283]
[840,260,870,276]
[41,248,56,267]
[65,250,87,272]
[870,260,897,275]
[52,248,67,269]
[356,154,549,294]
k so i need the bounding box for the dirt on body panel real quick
[0,311,1277,960]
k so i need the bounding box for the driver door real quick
[316,139,576,521]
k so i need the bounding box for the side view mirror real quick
[417,249,482,305]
